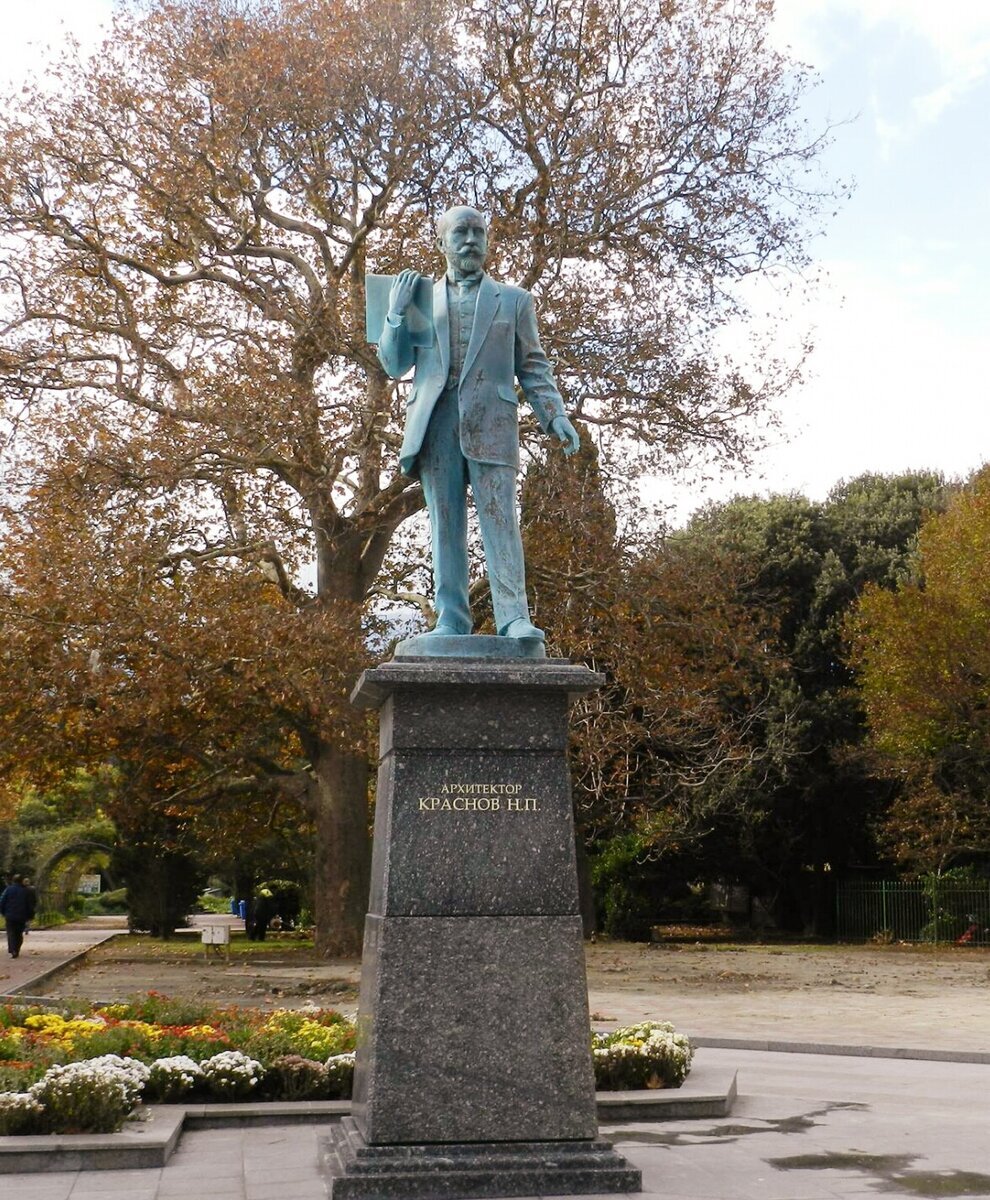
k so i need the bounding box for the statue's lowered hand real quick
[550,415,580,456]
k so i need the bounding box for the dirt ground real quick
[583,939,990,1050]
[49,934,990,1052]
[51,936,361,1010]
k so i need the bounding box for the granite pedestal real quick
[325,656,640,1198]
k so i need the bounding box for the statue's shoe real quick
[499,618,546,641]
[423,623,470,637]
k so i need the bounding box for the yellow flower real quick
[261,1010,294,1034]
[24,1013,68,1033]
[121,1020,163,1041]
[96,1004,130,1020]
[22,1013,106,1050]
[182,1025,221,1039]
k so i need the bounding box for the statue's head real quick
[436,205,488,276]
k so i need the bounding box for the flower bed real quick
[592,1021,694,1090]
[0,998,691,1135]
[0,995,356,1133]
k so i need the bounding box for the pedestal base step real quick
[321,1117,641,1198]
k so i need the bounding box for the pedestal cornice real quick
[351,657,604,709]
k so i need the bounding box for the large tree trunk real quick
[311,738,372,956]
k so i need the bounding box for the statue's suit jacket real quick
[377,274,566,478]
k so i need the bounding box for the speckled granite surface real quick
[336,659,638,1194]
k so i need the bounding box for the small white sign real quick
[201,925,230,945]
[77,874,102,895]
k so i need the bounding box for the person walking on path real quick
[21,877,37,937]
[0,874,36,958]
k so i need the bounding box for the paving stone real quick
[0,1182,76,1200]
[7,1049,990,1200]
[155,1179,246,1199]
[155,1159,245,1178]
[242,1164,321,1185]
[68,1191,158,1200]
[245,1188,328,1200]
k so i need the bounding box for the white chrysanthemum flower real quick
[590,1020,694,1090]
[199,1051,265,1099]
[0,1091,43,1136]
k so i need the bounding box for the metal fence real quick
[836,880,990,945]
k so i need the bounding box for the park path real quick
[0,915,127,999]
[5,1049,990,1200]
[0,913,255,1001]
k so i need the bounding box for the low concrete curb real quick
[596,1065,736,1121]
[692,1035,990,1065]
[0,1063,737,1174]
[182,1098,351,1130]
[0,1106,185,1174]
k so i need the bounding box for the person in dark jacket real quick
[0,874,36,958]
[249,888,275,942]
[21,877,37,936]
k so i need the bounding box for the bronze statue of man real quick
[378,206,579,643]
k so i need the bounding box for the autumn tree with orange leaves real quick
[0,0,834,951]
[522,429,784,848]
[849,468,990,874]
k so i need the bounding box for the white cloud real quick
[912,54,990,127]
[663,253,989,522]
[770,0,833,63]
[774,0,990,67]
[871,101,907,158]
[772,0,988,154]
[780,258,988,490]
[850,0,990,72]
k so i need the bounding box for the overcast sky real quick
[741,0,990,506]
[3,0,988,521]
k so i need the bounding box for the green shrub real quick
[591,834,658,941]
[325,1053,355,1100]
[68,1022,161,1061]
[107,993,230,1027]
[263,1055,329,1101]
[0,1064,43,1093]
[82,888,129,916]
[598,881,655,940]
[243,1009,355,1062]
[112,843,206,938]
[0,1029,25,1061]
[144,1056,204,1102]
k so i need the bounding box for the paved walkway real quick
[3,1048,989,1199]
[0,915,251,1000]
[0,917,126,999]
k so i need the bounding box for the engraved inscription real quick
[440,782,521,794]
[418,795,501,811]
[416,782,539,813]
[507,796,538,812]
